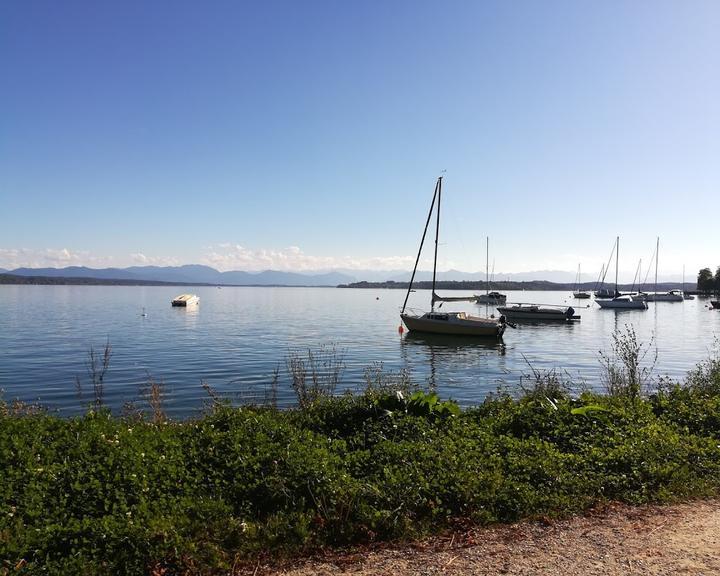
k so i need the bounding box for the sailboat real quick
[475,237,507,304]
[644,238,683,302]
[595,237,648,310]
[400,177,507,337]
[572,264,591,299]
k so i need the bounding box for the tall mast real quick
[486,236,489,296]
[430,176,442,311]
[401,177,440,315]
[654,237,659,295]
[615,236,619,295]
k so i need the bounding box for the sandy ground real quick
[246,500,720,576]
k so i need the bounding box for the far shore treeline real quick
[339,279,697,292]
[0,273,702,292]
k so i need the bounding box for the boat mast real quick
[654,236,659,295]
[401,177,441,315]
[615,236,619,295]
[486,237,489,296]
[430,176,442,311]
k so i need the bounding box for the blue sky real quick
[2,0,718,281]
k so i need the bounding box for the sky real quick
[1,0,718,281]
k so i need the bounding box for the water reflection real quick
[401,332,506,389]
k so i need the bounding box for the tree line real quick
[697,267,720,292]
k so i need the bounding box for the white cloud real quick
[201,244,425,272]
[130,253,181,267]
[0,247,100,269]
[0,245,442,273]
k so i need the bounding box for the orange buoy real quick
[398,324,404,334]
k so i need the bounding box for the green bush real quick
[3,352,720,574]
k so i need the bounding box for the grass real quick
[1,331,720,574]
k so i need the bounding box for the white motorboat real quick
[497,303,580,321]
[171,294,199,307]
[646,290,684,302]
[475,291,507,304]
[400,177,506,338]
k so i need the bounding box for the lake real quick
[1,285,718,417]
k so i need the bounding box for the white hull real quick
[645,291,684,302]
[172,294,199,306]
[596,297,647,309]
[401,312,505,337]
[497,305,579,321]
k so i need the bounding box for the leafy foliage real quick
[3,350,720,573]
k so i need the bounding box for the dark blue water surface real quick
[1,285,718,417]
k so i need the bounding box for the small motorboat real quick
[496,304,579,321]
[475,291,507,304]
[171,294,199,307]
[711,300,720,309]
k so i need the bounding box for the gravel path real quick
[248,499,720,576]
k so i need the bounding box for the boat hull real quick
[171,294,199,306]
[401,313,505,337]
[475,292,507,304]
[596,298,647,309]
[497,306,579,321]
[572,292,591,299]
[646,292,684,302]
[711,300,720,309]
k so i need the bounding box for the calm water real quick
[1,285,718,417]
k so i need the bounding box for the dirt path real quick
[256,500,720,576]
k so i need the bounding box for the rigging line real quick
[641,241,657,288]
[431,177,442,311]
[401,177,440,315]
[596,238,617,289]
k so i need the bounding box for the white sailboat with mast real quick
[572,264,591,299]
[595,236,648,310]
[400,177,507,337]
[475,237,507,304]
[645,237,683,302]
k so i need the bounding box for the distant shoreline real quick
[338,279,695,292]
[0,274,336,288]
[0,273,699,292]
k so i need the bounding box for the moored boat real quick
[497,303,579,321]
[711,300,720,309]
[400,177,506,338]
[596,237,648,311]
[475,291,507,304]
[402,309,507,336]
[171,294,199,307]
[646,290,684,302]
[474,238,507,305]
[572,264,591,299]
[596,295,648,309]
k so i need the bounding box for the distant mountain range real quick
[2,265,695,287]
[5,265,356,286]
